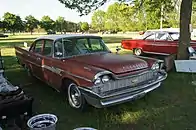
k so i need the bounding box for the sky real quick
[0,0,114,23]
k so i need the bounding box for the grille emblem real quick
[131,78,138,84]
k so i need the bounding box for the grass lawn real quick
[1,34,196,130]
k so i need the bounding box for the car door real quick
[42,39,65,89]
[152,32,177,55]
[29,39,44,80]
[142,33,156,52]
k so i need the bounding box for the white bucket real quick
[27,114,58,130]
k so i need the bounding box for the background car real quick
[121,30,196,56]
[0,34,8,38]
[47,30,56,35]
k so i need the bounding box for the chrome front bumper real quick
[79,71,167,108]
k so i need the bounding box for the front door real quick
[42,39,62,89]
[143,33,156,52]
[152,32,177,55]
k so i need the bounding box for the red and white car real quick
[121,30,196,56]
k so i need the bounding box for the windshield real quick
[169,32,179,40]
[54,38,109,58]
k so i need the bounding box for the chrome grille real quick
[92,71,156,95]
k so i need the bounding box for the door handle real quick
[27,54,30,57]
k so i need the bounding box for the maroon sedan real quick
[15,34,167,110]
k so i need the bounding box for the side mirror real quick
[116,46,121,54]
[55,52,63,57]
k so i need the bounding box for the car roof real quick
[35,34,102,41]
[145,30,179,34]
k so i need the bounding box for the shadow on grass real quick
[2,55,196,130]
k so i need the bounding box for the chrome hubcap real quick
[71,91,80,105]
[135,49,141,56]
[68,83,82,108]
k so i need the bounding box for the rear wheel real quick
[134,48,143,56]
[67,82,87,110]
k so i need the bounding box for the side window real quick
[89,39,104,51]
[155,33,170,41]
[34,40,43,54]
[64,39,79,56]
[54,40,64,58]
[145,34,156,40]
[43,40,53,56]
[76,39,89,53]
[54,38,78,57]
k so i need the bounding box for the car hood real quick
[70,53,149,74]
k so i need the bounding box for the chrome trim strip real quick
[79,86,101,97]
[65,71,92,82]
[42,65,62,76]
[143,51,170,56]
[15,50,23,55]
[42,65,92,82]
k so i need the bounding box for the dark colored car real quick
[47,31,56,35]
[0,34,8,38]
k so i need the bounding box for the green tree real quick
[81,22,89,32]
[40,16,55,32]
[192,1,196,28]
[77,22,83,32]
[105,3,121,32]
[91,10,106,32]
[55,16,67,34]
[66,21,77,32]
[3,12,24,34]
[0,20,3,31]
[25,15,39,35]
[0,20,7,33]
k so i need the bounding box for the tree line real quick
[0,12,90,35]
[1,1,196,36]
[91,1,196,32]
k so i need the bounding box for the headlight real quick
[94,77,101,85]
[94,75,111,85]
[151,62,160,70]
[102,75,110,83]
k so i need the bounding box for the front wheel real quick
[134,48,143,56]
[68,83,87,110]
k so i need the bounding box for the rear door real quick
[29,39,44,80]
